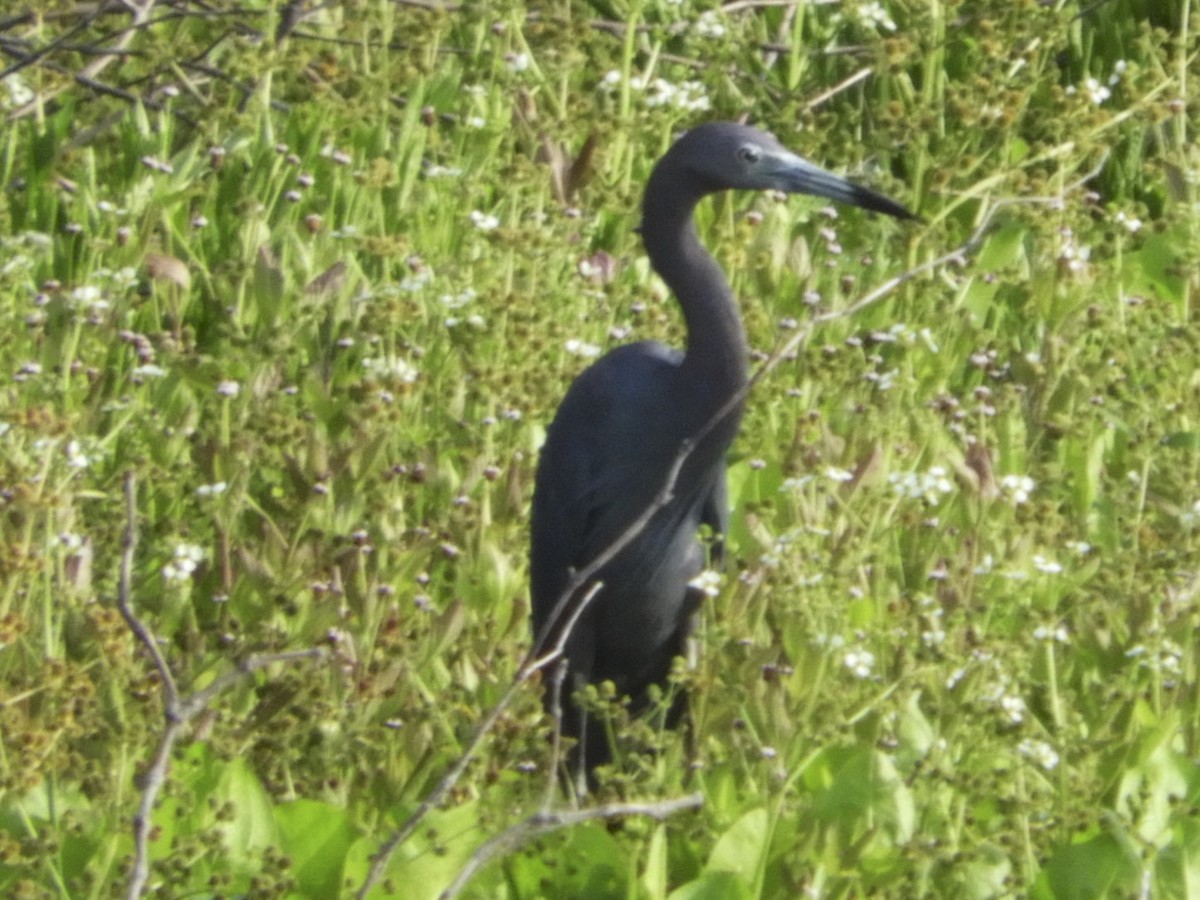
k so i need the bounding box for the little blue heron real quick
[530,121,914,780]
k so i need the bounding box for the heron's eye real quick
[737,144,762,164]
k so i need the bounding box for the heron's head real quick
[665,122,916,220]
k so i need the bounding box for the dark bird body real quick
[530,122,914,780]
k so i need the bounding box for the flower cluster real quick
[163,543,205,582]
[998,474,1035,505]
[1057,226,1091,274]
[362,356,419,383]
[599,70,711,113]
[1018,738,1060,771]
[843,647,876,679]
[889,466,954,505]
[1066,60,1126,107]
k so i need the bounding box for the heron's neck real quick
[642,179,749,405]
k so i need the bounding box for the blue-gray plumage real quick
[530,122,915,778]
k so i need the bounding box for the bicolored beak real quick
[768,151,917,221]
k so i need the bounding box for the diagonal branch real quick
[439,793,705,900]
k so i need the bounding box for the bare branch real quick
[439,793,704,900]
[7,0,159,121]
[114,471,328,899]
[114,471,178,711]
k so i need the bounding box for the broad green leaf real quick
[215,756,281,860]
[276,799,359,898]
[669,869,753,900]
[1032,830,1140,900]
[706,807,769,888]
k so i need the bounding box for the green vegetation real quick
[1,0,1197,896]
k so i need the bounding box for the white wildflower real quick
[163,543,206,582]
[400,269,434,292]
[440,288,477,309]
[688,569,722,598]
[844,648,875,679]
[780,475,814,492]
[564,338,601,358]
[999,693,1026,724]
[1033,624,1070,644]
[855,1,897,31]
[1059,231,1092,273]
[362,357,419,383]
[469,210,500,231]
[1115,211,1142,233]
[1032,555,1063,575]
[890,466,954,505]
[1082,77,1111,105]
[1018,738,1060,771]
[999,474,1035,505]
[59,532,85,551]
[1182,500,1200,529]
[921,625,946,646]
[2,73,34,108]
[695,10,726,38]
[64,440,92,469]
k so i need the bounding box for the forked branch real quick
[116,472,327,900]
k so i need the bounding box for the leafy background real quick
[0,0,1197,896]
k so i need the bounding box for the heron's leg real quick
[573,707,590,802]
[546,657,571,806]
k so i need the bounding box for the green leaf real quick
[1032,830,1140,900]
[1157,817,1200,899]
[706,807,770,888]
[276,800,359,898]
[1124,232,1187,306]
[215,757,281,861]
[668,870,754,900]
[960,842,1013,900]
[642,824,669,899]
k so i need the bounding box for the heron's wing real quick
[528,391,595,650]
[529,343,682,652]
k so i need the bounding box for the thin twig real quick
[757,0,798,77]
[804,68,874,110]
[439,793,705,900]
[114,472,177,711]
